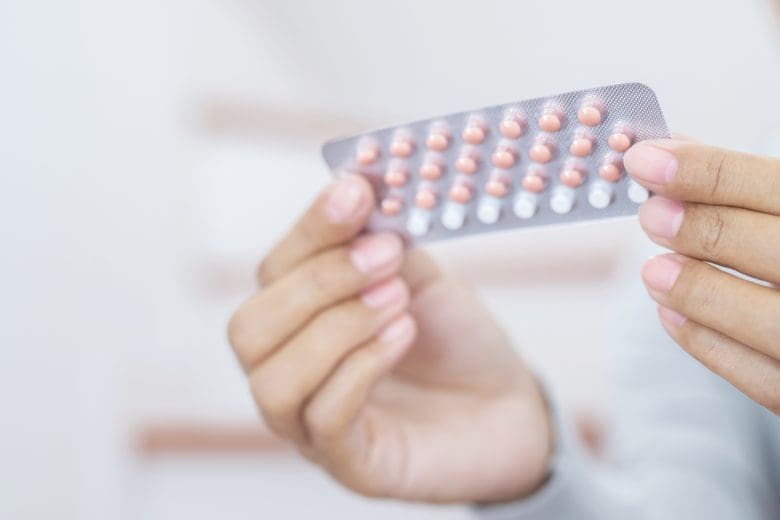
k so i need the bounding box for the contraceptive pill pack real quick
[322,82,669,243]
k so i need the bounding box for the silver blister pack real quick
[321,82,669,244]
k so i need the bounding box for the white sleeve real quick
[474,237,780,520]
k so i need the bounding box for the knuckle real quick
[307,253,340,300]
[703,149,729,200]
[304,405,344,441]
[249,371,298,419]
[699,206,728,257]
[319,303,364,339]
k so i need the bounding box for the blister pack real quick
[321,82,669,243]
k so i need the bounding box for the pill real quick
[406,209,431,236]
[538,107,564,133]
[569,136,594,157]
[380,196,404,216]
[384,162,409,187]
[485,175,510,198]
[419,155,445,180]
[577,103,603,127]
[529,142,554,164]
[560,168,585,188]
[598,159,623,182]
[588,181,613,209]
[455,147,480,174]
[550,186,575,214]
[627,180,649,204]
[462,116,488,145]
[441,203,467,230]
[499,112,527,139]
[608,131,633,152]
[415,187,438,209]
[448,181,473,204]
[513,192,538,219]
[477,196,503,224]
[356,138,380,165]
[491,143,518,169]
[389,132,415,158]
[522,173,546,193]
[426,124,451,151]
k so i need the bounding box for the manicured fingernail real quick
[639,197,684,238]
[658,305,687,327]
[326,175,366,222]
[350,233,401,273]
[624,142,678,185]
[378,314,415,359]
[642,255,683,294]
[361,278,406,309]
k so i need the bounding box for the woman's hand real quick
[227,175,552,503]
[625,139,780,412]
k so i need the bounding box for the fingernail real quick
[326,176,366,222]
[658,305,687,327]
[642,255,683,294]
[350,233,402,274]
[639,197,684,238]
[361,278,406,309]
[624,142,678,185]
[378,314,415,359]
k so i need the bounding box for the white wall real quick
[1,0,778,518]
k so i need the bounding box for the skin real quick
[227,175,552,503]
[625,139,780,413]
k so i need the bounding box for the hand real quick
[227,175,552,503]
[625,139,780,413]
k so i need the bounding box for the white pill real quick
[406,210,431,236]
[441,203,466,230]
[513,192,538,219]
[588,181,613,209]
[627,180,649,204]
[550,186,575,215]
[477,196,502,224]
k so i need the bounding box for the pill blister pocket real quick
[321,82,669,243]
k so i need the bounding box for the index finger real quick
[259,174,376,285]
[625,139,780,215]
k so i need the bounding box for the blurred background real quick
[1,0,778,518]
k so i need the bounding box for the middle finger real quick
[639,196,780,284]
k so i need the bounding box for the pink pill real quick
[577,104,603,127]
[426,133,449,151]
[485,177,509,198]
[419,160,444,181]
[599,161,623,182]
[569,136,593,157]
[462,118,488,145]
[491,145,517,169]
[529,143,554,164]
[522,174,546,193]
[455,156,478,174]
[383,165,408,187]
[455,148,480,174]
[356,145,379,165]
[448,182,473,204]
[499,114,526,139]
[389,135,415,158]
[608,132,633,152]
[538,110,563,133]
[560,168,585,188]
[415,188,438,209]
[380,196,403,216]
